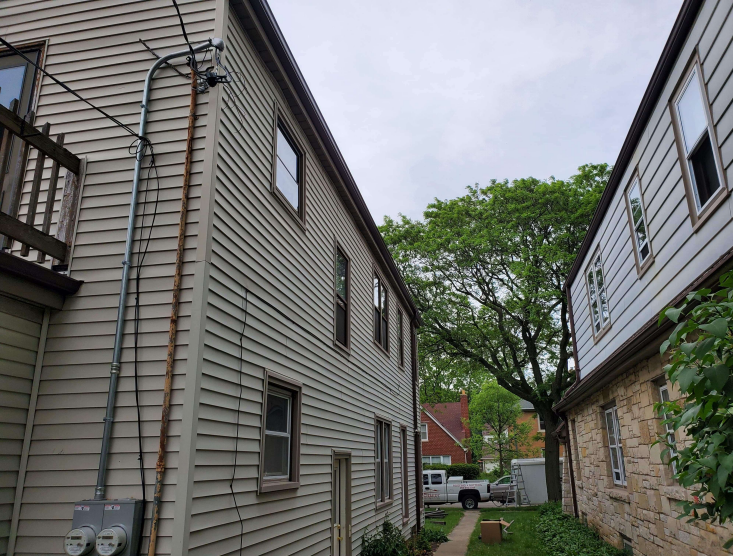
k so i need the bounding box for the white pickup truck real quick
[422,470,491,510]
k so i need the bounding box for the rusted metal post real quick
[21,122,50,257]
[38,133,65,263]
[147,70,197,556]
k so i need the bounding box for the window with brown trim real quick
[624,174,652,272]
[373,272,389,351]
[259,370,302,493]
[273,117,305,221]
[334,246,350,349]
[375,417,393,506]
[398,309,405,367]
[670,57,728,228]
[604,405,626,486]
[401,426,409,521]
[0,47,41,215]
[585,249,610,338]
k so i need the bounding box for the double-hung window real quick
[375,418,392,505]
[659,384,678,474]
[398,309,405,367]
[373,273,389,351]
[401,426,409,520]
[672,61,726,220]
[625,176,651,268]
[259,371,302,492]
[334,247,349,348]
[274,119,304,219]
[420,422,428,441]
[422,455,451,465]
[586,251,610,337]
[604,406,626,486]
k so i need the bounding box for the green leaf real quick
[720,453,733,473]
[663,306,684,324]
[700,317,730,339]
[676,367,699,392]
[703,364,730,392]
[660,339,671,355]
[724,537,733,550]
[717,465,730,490]
[679,403,702,426]
[681,342,696,356]
[695,337,717,359]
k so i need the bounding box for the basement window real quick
[259,371,302,493]
[658,384,678,475]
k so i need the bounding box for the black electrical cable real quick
[171,0,197,70]
[0,36,140,138]
[230,290,248,556]
[131,138,160,553]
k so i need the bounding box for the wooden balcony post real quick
[2,110,35,250]
[21,122,50,257]
[37,133,65,263]
[0,99,19,205]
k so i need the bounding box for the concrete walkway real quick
[433,510,481,556]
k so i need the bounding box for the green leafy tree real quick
[657,270,733,548]
[380,163,609,500]
[419,357,488,404]
[468,381,531,474]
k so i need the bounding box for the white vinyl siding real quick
[188,6,417,555]
[0,1,217,554]
[604,406,626,486]
[570,0,733,380]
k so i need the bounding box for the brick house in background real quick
[421,391,471,465]
[480,399,564,472]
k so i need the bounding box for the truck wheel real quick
[462,495,479,510]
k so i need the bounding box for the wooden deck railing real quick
[0,100,82,265]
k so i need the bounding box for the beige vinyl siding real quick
[572,0,733,379]
[188,7,416,556]
[0,296,44,556]
[0,0,216,553]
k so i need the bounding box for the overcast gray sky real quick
[268,0,683,222]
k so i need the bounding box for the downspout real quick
[565,284,581,383]
[146,70,197,556]
[562,414,579,518]
[94,38,225,501]
[411,319,422,531]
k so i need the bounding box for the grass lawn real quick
[465,508,542,556]
[424,507,464,537]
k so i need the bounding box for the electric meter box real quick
[69,499,142,556]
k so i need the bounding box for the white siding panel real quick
[572,0,733,379]
[0,0,217,553]
[189,8,417,556]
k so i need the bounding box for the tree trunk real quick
[542,410,563,502]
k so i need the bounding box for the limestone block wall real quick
[566,353,733,556]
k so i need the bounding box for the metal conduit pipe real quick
[94,38,225,501]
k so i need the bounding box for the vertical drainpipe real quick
[563,285,580,517]
[565,283,581,383]
[411,318,422,531]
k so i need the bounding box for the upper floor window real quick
[671,61,727,225]
[625,176,651,270]
[274,120,304,219]
[604,405,626,486]
[420,422,428,441]
[375,417,392,505]
[398,309,405,367]
[586,251,610,337]
[334,247,349,349]
[373,272,389,351]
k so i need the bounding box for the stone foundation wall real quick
[565,353,733,555]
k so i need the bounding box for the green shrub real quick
[421,527,449,544]
[657,270,733,548]
[423,463,481,480]
[536,503,624,556]
[361,521,436,556]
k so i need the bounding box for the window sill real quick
[659,485,688,501]
[606,487,630,503]
[592,323,612,344]
[373,339,391,358]
[259,479,300,494]
[690,186,729,233]
[376,499,393,511]
[636,254,654,278]
[333,339,351,356]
